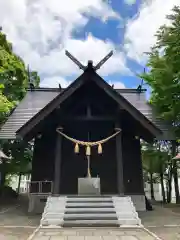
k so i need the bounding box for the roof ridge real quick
[27,87,147,93]
[115,89,147,93]
[27,87,63,92]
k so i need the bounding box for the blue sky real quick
[0,0,179,98]
[68,0,145,89]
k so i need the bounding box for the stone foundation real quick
[78,177,100,195]
[28,194,50,214]
[28,194,146,213]
[130,195,146,211]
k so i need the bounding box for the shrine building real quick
[0,54,174,219]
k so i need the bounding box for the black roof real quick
[0,87,174,140]
[16,69,163,138]
[0,89,60,139]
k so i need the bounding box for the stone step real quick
[43,211,138,218]
[65,208,116,213]
[40,196,142,228]
[42,213,64,218]
[67,195,114,198]
[43,213,116,218]
[41,219,64,226]
[47,199,66,203]
[63,218,139,224]
[64,214,138,220]
[66,200,113,204]
[62,219,119,227]
[66,197,112,202]
[64,213,117,220]
[42,214,117,221]
[66,202,114,207]
[41,218,140,227]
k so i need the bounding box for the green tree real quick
[0,30,40,106]
[0,30,40,190]
[28,70,40,87]
[0,140,33,193]
[0,85,14,122]
[142,142,168,202]
[142,144,157,200]
[140,6,180,203]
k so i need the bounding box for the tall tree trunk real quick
[160,173,166,203]
[166,181,169,201]
[0,159,6,187]
[150,173,155,200]
[172,141,180,204]
[17,173,22,195]
[167,163,173,203]
[173,160,180,204]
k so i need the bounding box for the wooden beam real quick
[53,127,63,195]
[136,138,145,194]
[87,105,91,118]
[62,115,116,121]
[115,122,124,195]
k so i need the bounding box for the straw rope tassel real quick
[74,143,79,153]
[98,143,102,154]
[57,128,121,155]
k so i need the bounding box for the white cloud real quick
[0,0,127,88]
[38,34,130,77]
[41,76,70,88]
[41,75,126,89]
[108,80,126,88]
[124,0,136,5]
[124,0,180,64]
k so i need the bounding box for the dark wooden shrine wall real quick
[30,80,145,195]
[60,121,117,194]
[59,80,119,116]
[122,133,144,195]
[30,129,56,192]
[31,120,118,195]
[30,119,145,194]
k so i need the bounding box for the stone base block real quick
[28,194,49,214]
[78,177,100,195]
[130,195,146,211]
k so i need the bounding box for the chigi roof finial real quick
[65,50,113,71]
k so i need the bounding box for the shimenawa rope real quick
[56,128,121,156]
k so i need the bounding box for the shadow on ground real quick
[0,194,40,227]
[139,205,180,240]
[139,204,180,227]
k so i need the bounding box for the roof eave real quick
[91,72,162,138]
[16,70,162,139]
[16,72,89,138]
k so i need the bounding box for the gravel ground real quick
[0,227,34,240]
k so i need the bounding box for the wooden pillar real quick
[137,137,145,194]
[53,127,63,195]
[115,123,124,195]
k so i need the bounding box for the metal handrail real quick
[28,181,53,194]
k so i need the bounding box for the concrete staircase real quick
[40,196,142,228]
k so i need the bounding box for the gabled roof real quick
[0,89,60,139]
[117,89,174,140]
[0,68,174,140]
[16,68,162,138]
